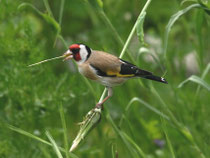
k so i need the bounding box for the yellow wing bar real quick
[107,71,135,77]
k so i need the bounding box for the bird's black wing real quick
[90,64,116,77]
[119,59,152,77]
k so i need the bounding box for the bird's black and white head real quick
[63,43,92,64]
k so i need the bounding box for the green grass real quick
[0,0,210,157]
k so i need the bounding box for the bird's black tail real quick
[141,75,168,84]
[135,69,168,84]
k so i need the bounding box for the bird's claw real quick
[95,103,104,110]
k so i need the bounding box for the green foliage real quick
[46,131,64,158]
[136,11,146,45]
[164,3,202,59]
[1,0,210,157]
[178,75,210,91]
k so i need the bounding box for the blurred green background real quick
[0,0,210,157]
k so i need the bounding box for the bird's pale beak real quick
[63,50,73,61]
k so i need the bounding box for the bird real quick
[63,43,167,108]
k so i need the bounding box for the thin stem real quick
[119,0,152,58]
[58,35,68,49]
[99,89,107,103]
[59,103,69,158]
[99,11,124,46]
[43,0,54,18]
[59,0,65,25]
[46,131,63,158]
[83,77,98,99]
[28,55,65,67]
[99,10,136,63]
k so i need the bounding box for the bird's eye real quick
[71,48,80,54]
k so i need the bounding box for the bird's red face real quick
[63,44,80,61]
[63,44,92,63]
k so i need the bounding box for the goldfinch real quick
[64,43,167,108]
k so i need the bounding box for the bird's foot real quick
[95,103,104,110]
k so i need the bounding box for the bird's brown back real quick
[86,50,121,73]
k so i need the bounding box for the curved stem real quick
[119,0,152,58]
[59,0,65,25]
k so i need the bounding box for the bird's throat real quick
[74,53,82,61]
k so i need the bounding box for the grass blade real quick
[59,103,69,158]
[123,97,169,121]
[8,124,52,147]
[59,0,65,25]
[121,131,146,158]
[111,144,118,158]
[136,11,146,45]
[137,48,164,72]
[161,117,176,158]
[119,0,152,59]
[18,3,60,32]
[178,75,210,91]
[195,63,210,96]
[8,125,78,158]
[181,0,197,6]
[43,0,54,18]
[46,131,63,158]
[163,3,201,59]
[201,63,210,79]
[119,96,170,130]
[106,113,142,158]
[111,144,115,158]
[195,9,205,68]
[83,77,99,99]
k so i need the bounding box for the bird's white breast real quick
[96,76,127,87]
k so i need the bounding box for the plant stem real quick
[59,103,69,158]
[28,55,65,67]
[99,89,107,103]
[46,131,64,158]
[119,0,152,58]
[58,35,68,49]
[59,0,65,25]
[99,10,136,63]
[99,11,124,46]
[43,0,54,18]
